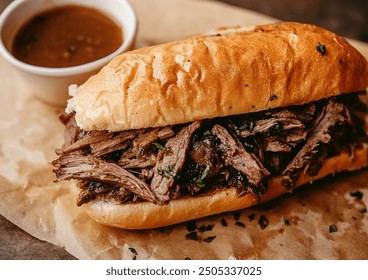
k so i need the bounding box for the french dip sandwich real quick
[52,22,368,229]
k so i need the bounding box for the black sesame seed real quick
[186,220,197,232]
[129,247,138,255]
[258,215,269,230]
[329,224,337,233]
[233,211,241,221]
[248,213,256,221]
[235,221,246,228]
[185,231,199,241]
[203,236,216,243]
[198,224,214,233]
[350,190,363,200]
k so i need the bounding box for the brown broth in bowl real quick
[12,5,123,67]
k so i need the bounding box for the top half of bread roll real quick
[66,22,368,132]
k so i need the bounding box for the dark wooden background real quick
[217,0,368,42]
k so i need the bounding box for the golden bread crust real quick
[67,22,368,131]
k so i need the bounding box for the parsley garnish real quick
[274,120,283,132]
[316,42,326,56]
[203,130,212,136]
[157,165,177,179]
[202,130,216,142]
[238,121,255,132]
[195,165,210,188]
[269,94,278,101]
[153,142,165,150]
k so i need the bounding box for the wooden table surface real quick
[0,0,367,260]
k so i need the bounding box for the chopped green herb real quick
[316,42,326,56]
[238,121,255,132]
[199,165,209,181]
[269,94,278,101]
[258,215,269,230]
[153,142,165,150]
[202,130,216,142]
[284,219,290,226]
[359,208,367,214]
[195,180,205,188]
[329,224,337,233]
[350,190,363,200]
[274,120,283,132]
[195,165,210,188]
[203,236,216,243]
[158,165,177,179]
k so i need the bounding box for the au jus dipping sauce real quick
[12,5,123,68]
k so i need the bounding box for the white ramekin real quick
[0,0,137,106]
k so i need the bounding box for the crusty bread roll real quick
[66,22,368,132]
[55,22,368,230]
[83,146,368,229]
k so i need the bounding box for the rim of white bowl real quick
[0,0,137,77]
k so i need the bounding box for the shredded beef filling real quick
[52,92,368,206]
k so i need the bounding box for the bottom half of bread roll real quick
[81,146,368,229]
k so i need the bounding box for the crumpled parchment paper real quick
[0,0,367,260]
